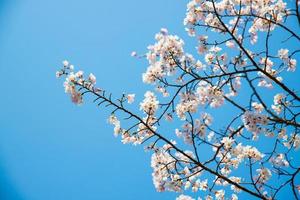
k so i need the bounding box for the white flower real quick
[199,179,208,191]
[221,137,235,149]
[273,93,285,105]
[140,91,159,115]
[288,58,297,72]
[207,132,214,142]
[127,94,135,104]
[242,111,268,134]
[205,195,213,200]
[278,49,289,60]
[272,93,285,114]
[226,41,235,48]
[88,73,96,84]
[231,194,238,200]
[196,82,224,108]
[271,154,289,167]
[184,181,191,190]
[75,70,84,78]
[62,60,69,66]
[176,92,199,120]
[176,194,195,200]
[160,28,168,35]
[108,114,119,125]
[229,177,241,192]
[205,53,214,64]
[131,51,137,57]
[256,168,272,183]
[209,46,222,53]
[195,60,205,70]
[252,102,264,113]
[215,189,225,200]
[142,30,184,84]
[56,71,62,78]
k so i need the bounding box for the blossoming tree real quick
[56,0,300,199]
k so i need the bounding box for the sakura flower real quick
[256,168,272,183]
[273,93,285,105]
[242,111,268,134]
[131,51,137,57]
[70,91,83,105]
[221,137,235,150]
[229,177,241,192]
[226,41,235,48]
[75,70,84,78]
[127,94,135,104]
[142,30,184,84]
[62,60,69,66]
[231,194,238,200]
[88,73,96,84]
[205,195,213,200]
[278,49,289,60]
[270,154,289,167]
[288,58,297,72]
[207,132,214,142]
[56,71,62,78]
[176,92,199,120]
[215,189,225,200]
[160,28,168,35]
[176,194,194,200]
[199,179,208,191]
[204,53,214,64]
[108,114,122,137]
[285,134,300,150]
[272,93,285,114]
[140,91,159,115]
[184,181,191,190]
[252,102,264,113]
[195,60,205,70]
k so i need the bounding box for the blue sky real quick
[0,0,187,199]
[0,0,299,200]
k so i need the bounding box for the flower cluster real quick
[220,137,235,150]
[232,144,264,161]
[283,133,300,150]
[143,28,184,84]
[256,168,272,183]
[271,93,285,115]
[151,146,203,193]
[176,92,200,120]
[108,114,121,136]
[175,113,212,144]
[278,48,297,72]
[176,194,195,200]
[270,153,289,167]
[56,0,300,199]
[211,140,265,179]
[252,102,264,113]
[196,81,225,108]
[140,91,159,115]
[241,111,268,136]
[56,60,99,105]
[184,0,289,43]
[175,82,225,120]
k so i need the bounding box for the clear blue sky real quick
[0,0,187,199]
[0,0,299,200]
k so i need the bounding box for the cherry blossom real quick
[127,94,135,104]
[56,0,300,199]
